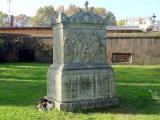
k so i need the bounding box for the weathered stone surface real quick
[45,96,119,111]
[47,67,116,103]
[50,11,110,25]
[46,2,118,111]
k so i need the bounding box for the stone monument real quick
[45,1,119,111]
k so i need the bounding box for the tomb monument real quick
[45,1,119,111]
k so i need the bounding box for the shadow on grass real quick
[1,75,46,81]
[78,66,160,115]
[0,63,160,115]
[78,84,160,115]
[0,63,49,107]
[1,79,159,116]
[0,80,47,107]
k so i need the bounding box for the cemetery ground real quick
[0,63,160,120]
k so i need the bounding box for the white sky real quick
[0,0,160,21]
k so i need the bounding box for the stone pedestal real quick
[45,64,118,111]
[45,10,119,111]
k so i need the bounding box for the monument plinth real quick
[45,4,119,111]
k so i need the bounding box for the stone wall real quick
[0,33,160,65]
[0,34,53,63]
[107,30,141,33]
[107,33,160,65]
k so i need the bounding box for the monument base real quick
[46,64,119,111]
[44,96,119,111]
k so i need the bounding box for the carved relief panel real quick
[64,29,106,64]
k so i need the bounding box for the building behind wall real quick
[107,26,141,33]
[124,16,160,32]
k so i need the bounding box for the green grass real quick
[0,63,160,120]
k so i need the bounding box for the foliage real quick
[0,64,160,120]
[14,14,30,27]
[117,19,126,26]
[0,39,6,58]
[56,6,65,14]
[149,90,160,102]
[30,4,117,26]
[29,5,56,27]
[65,4,79,16]
[65,4,117,26]
[10,37,25,47]
[92,7,108,18]
[9,36,53,56]
[106,11,117,26]
[38,40,53,56]
[0,12,9,27]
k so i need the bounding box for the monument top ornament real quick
[50,1,110,25]
[84,1,89,12]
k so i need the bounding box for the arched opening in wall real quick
[19,49,35,62]
[0,56,4,62]
[112,53,132,63]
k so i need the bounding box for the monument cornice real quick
[50,12,110,26]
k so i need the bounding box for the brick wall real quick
[0,27,52,34]
[0,27,139,34]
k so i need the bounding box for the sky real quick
[0,0,160,21]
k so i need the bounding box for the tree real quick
[65,5,117,26]
[0,12,9,27]
[65,4,79,16]
[106,11,117,26]
[92,8,117,26]
[30,5,117,26]
[56,5,65,14]
[92,7,108,18]
[29,5,56,27]
[117,19,126,26]
[14,14,30,27]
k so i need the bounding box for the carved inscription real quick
[62,74,114,101]
[64,29,106,64]
[47,74,54,99]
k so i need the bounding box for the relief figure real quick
[90,31,102,62]
[70,29,84,63]
[64,29,106,64]
[100,35,106,61]
[81,41,90,63]
[64,37,73,63]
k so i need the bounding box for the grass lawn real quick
[0,63,160,120]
